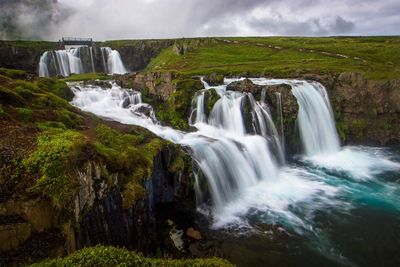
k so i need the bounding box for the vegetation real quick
[60,73,110,82]
[146,36,400,80]
[23,130,87,206]
[155,78,203,130]
[0,68,177,212]
[93,124,165,209]
[30,245,234,267]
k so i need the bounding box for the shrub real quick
[30,245,235,267]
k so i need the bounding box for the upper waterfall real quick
[291,81,340,155]
[38,46,128,77]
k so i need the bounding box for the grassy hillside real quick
[146,36,400,80]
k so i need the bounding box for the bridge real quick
[60,37,93,48]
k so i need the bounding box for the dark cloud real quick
[0,0,68,40]
[0,0,398,40]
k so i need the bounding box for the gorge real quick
[0,37,399,267]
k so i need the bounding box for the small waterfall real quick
[276,92,285,154]
[89,47,95,73]
[100,47,128,75]
[38,52,50,77]
[38,47,127,77]
[291,81,340,156]
[189,90,207,125]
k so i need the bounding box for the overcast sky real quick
[1,0,399,40]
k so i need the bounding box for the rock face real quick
[226,78,263,94]
[109,40,173,72]
[0,41,58,74]
[305,72,400,145]
[71,146,194,255]
[116,72,176,101]
[0,217,32,251]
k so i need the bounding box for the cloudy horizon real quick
[1,0,399,41]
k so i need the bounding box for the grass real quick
[30,245,234,267]
[146,36,400,80]
[60,73,110,82]
[0,40,58,50]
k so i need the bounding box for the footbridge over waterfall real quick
[60,37,93,49]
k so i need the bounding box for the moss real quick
[93,125,165,209]
[351,118,368,138]
[122,181,147,209]
[30,245,234,267]
[336,121,348,143]
[0,67,27,79]
[36,78,74,101]
[36,121,67,131]
[0,103,5,117]
[154,76,162,86]
[156,78,203,130]
[15,107,33,123]
[23,130,87,207]
[0,85,26,106]
[204,88,220,116]
[55,108,84,129]
[60,73,110,82]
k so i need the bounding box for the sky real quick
[1,0,399,40]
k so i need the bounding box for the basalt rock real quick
[203,73,224,86]
[226,78,263,95]
[317,72,400,145]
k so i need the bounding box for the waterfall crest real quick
[291,81,340,155]
[38,47,128,77]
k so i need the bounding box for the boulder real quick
[186,227,202,240]
[226,78,263,94]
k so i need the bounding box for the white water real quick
[100,47,128,75]
[69,78,400,229]
[38,47,127,77]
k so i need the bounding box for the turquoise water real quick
[201,146,400,267]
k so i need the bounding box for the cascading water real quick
[38,46,128,77]
[69,77,400,266]
[292,81,340,155]
[100,47,128,75]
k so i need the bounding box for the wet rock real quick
[0,221,32,251]
[226,78,263,94]
[204,73,224,86]
[0,199,55,232]
[186,227,202,240]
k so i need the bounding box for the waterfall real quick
[276,92,285,154]
[100,47,128,75]
[38,47,127,77]
[89,47,95,73]
[69,78,400,231]
[291,81,340,156]
[38,52,49,77]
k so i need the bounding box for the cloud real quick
[0,0,398,40]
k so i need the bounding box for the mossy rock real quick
[204,72,224,86]
[36,78,74,101]
[0,68,27,80]
[23,130,88,207]
[156,78,203,130]
[29,245,234,267]
[204,88,220,116]
[15,107,33,123]
[0,85,26,106]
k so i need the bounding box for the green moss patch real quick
[30,245,234,267]
[23,130,87,207]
